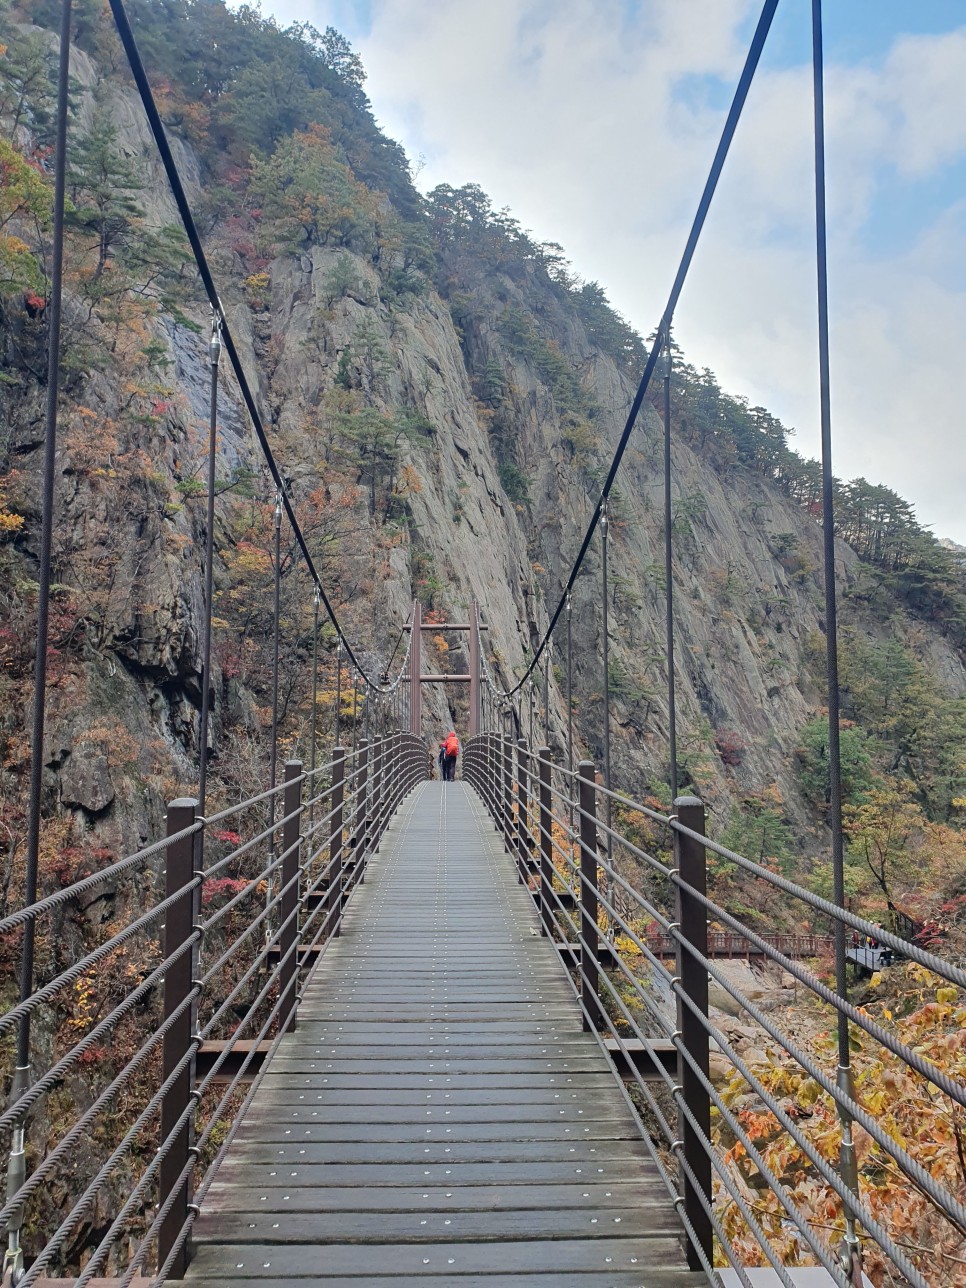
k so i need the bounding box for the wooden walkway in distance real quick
[185,782,705,1287]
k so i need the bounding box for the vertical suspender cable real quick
[600,502,612,849]
[566,592,574,834]
[265,489,282,939]
[812,2,862,1278]
[268,489,283,807]
[309,585,320,793]
[566,593,573,774]
[660,340,678,802]
[4,5,72,1279]
[197,316,221,817]
[543,654,550,745]
[351,673,359,757]
[334,639,343,747]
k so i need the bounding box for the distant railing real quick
[464,732,966,1288]
[645,931,834,959]
[0,733,426,1285]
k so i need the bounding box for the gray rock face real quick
[8,33,964,861]
[60,742,114,814]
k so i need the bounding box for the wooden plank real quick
[191,1161,654,1186]
[253,1073,618,1091]
[187,1238,688,1276]
[219,1139,654,1165]
[263,1059,609,1074]
[202,1181,658,1213]
[182,1276,704,1288]
[254,1079,619,1099]
[242,1103,629,1123]
[193,1206,680,1243]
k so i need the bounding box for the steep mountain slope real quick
[1,1,964,903]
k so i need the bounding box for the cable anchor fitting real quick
[208,313,222,369]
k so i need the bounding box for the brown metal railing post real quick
[279,760,302,1032]
[538,746,553,937]
[578,762,604,1032]
[492,734,501,827]
[371,735,384,859]
[390,731,400,814]
[500,735,513,854]
[327,749,345,938]
[673,795,712,1269]
[353,738,369,882]
[159,797,198,1278]
[515,739,530,884]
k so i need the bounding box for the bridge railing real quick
[0,732,426,1286]
[464,732,966,1288]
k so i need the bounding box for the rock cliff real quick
[1,10,964,883]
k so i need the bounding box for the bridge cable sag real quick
[494,0,780,699]
[106,0,400,694]
[3,1,74,1280]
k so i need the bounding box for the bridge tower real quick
[406,598,483,739]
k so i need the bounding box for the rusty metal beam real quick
[403,622,489,631]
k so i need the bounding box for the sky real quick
[245,0,966,543]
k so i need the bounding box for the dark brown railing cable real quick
[3,2,72,1281]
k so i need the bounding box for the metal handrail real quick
[0,732,428,1283]
[463,731,966,1288]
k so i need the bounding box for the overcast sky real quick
[245,0,966,543]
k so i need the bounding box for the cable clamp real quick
[3,1241,25,1287]
[188,1089,203,1104]
[670,1138,685,1154]
[187,1145,202,1161]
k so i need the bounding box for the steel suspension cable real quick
[4,2,71,1278]
[105,0,389,690]
[499,0,779,698]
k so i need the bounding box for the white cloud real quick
[246,0,966,540]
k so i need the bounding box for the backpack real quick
[444,733,459,756]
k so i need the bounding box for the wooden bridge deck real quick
[184,782,704,1287]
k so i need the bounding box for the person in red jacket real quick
[441,730,459,781]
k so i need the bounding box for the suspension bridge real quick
[3,0,965,1286]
